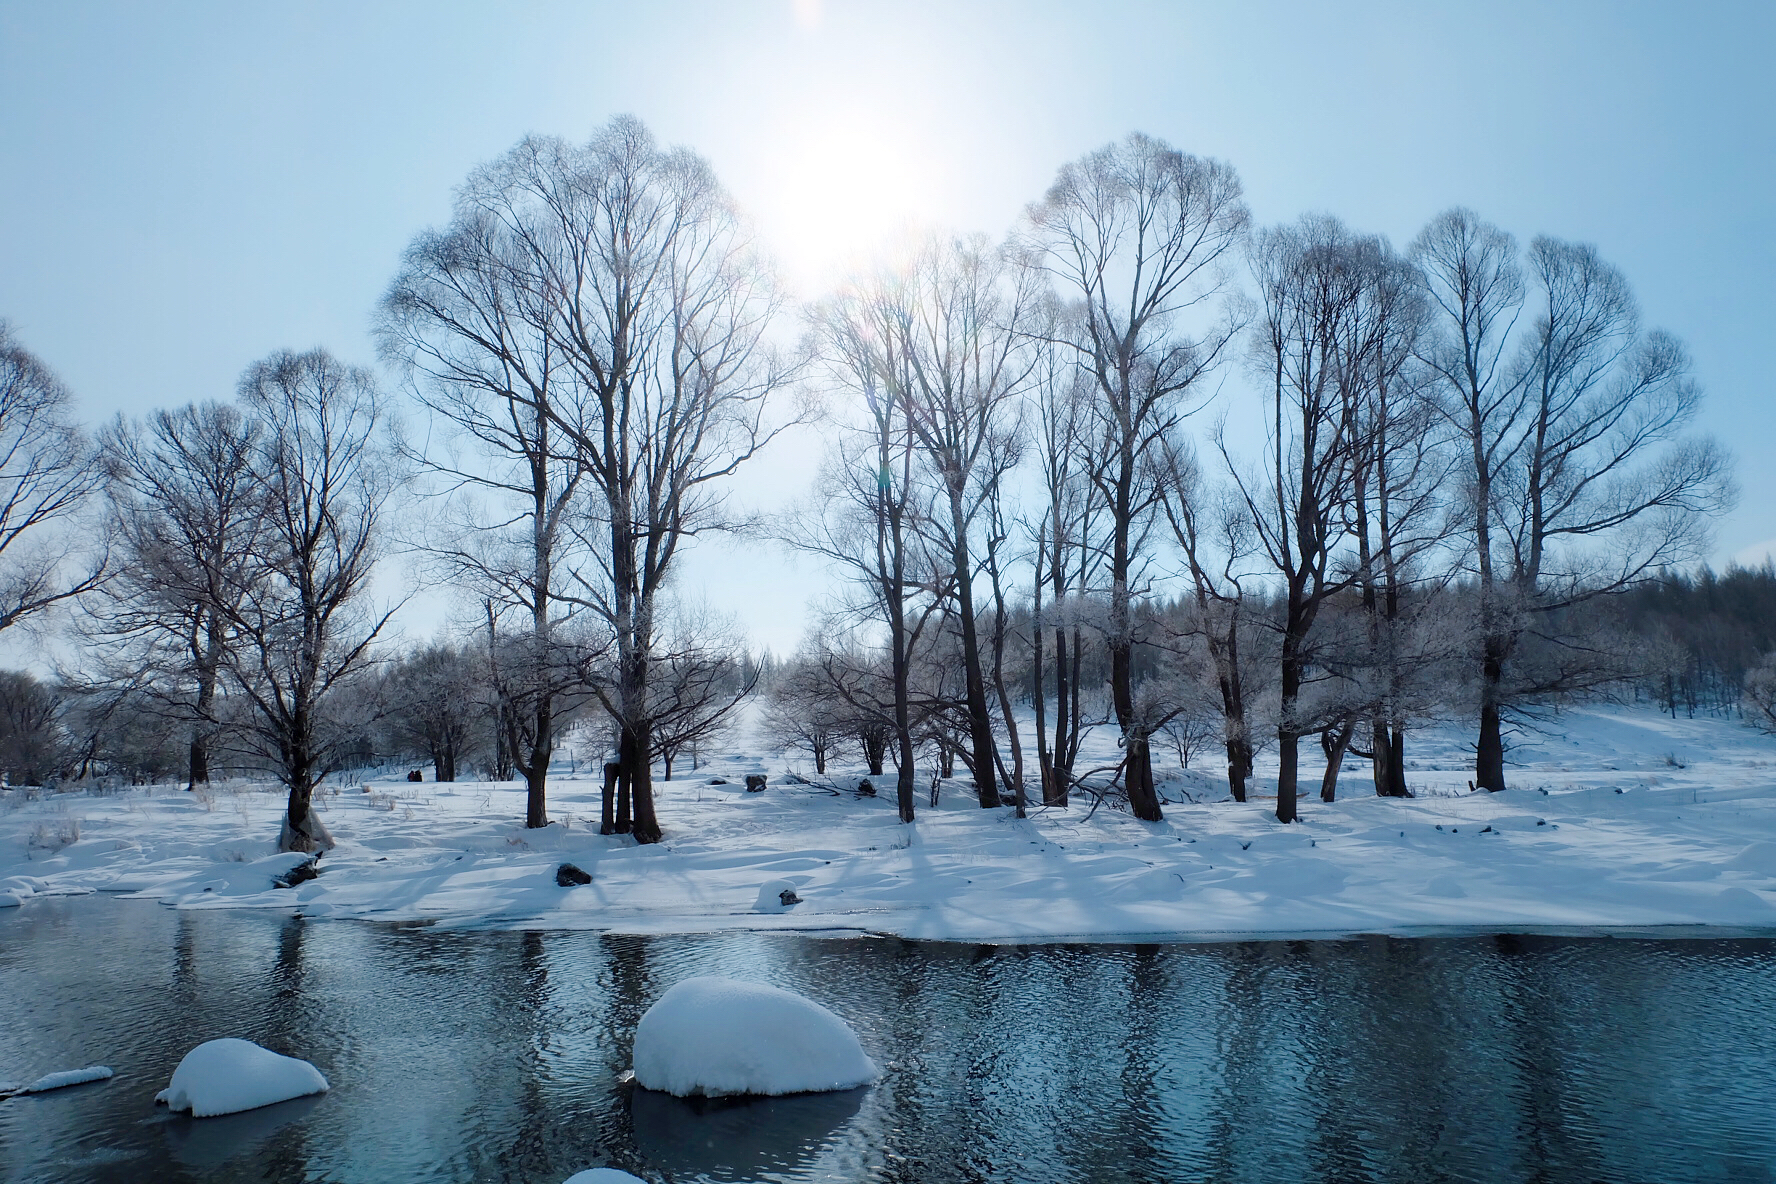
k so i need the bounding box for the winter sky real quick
[1,1,1771,658]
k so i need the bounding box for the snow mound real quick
[20,1065,112,1093]
[754,878,802,911]
[154,1038,329,1117]
[1728,842,1776,876]
[0,891,21,908]
[562,1171,647,1184]
[631,977,878,1098]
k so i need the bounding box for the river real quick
[3,896,1774,1182]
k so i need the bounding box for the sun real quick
[756,107,933,295]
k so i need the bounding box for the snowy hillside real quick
[6,706,1776,942]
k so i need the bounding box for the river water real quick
[2,896,1774,1183]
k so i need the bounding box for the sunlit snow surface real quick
[6,706,1776,941]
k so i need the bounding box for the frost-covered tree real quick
[1416,211,1734,790]
[95,402,265,789]
[1026,132,1250,822]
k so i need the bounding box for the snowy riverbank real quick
[6,706,1776,942]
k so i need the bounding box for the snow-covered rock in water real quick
[754,878,802,911]
[154,1038,329,1116]
[1,874,44,895]
[562,1170,647,1184]
[631,977,877,1098]
[19,1065,113,1092]
[0,891,21,908]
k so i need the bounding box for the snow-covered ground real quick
[7,706,1776,942]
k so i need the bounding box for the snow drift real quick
[631,977,877,1098]
[154,1038,329,1116]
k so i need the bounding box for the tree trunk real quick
[1476,635,1508,791]
[1226,734,1254,803]
[1276,730,1299,824]
[600,761,619,834]
[951,531,999,809]
[187,735,210,791]
[1319,723,1352,803]
[1048,626,1071,805]
[614,727,634,833]
[629,719,662,844]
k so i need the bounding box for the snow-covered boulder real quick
[154,1038,329,1117]
[0,891,21,908]
[562,1171,647,1184]
[631,977,878,1098]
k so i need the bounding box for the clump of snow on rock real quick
[631,977,878,1098]
[562,1170,647,1184]
[754,878,803,911]
[154,1038,328,1117]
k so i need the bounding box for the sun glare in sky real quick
[754,106,938,296]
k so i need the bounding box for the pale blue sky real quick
[2,1,1771,654]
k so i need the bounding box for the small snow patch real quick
[154,1038,328,1117]
[19,1065,113,1093]
[562,1171,647,1184]
[631,977,877,1098]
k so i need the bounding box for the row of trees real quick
[0,120,1737,848]
[772,135,1731,825]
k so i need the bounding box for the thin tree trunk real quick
[1319,722,1352,803]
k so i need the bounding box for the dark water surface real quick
[3,896,1774,1184]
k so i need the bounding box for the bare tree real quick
[1340,250,1450,799]
[1416,211,1734,790]
[1026,132,1250,822]
[379,183,592,829]
[383,643,482,781]
[223,350,398,853]
[0,670,68,786]
[95,402,265,789]
[646,603,755,783]
[1230,216,1382,822]
[877,234,1039,808]
[1028,338,1098,805]
[1159,439,1261,800]
[0,323,106,632]
[437,118,791,844]
[762,648,847,774]
[787,279,954,823]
